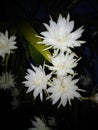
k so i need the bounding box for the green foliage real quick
[19,22,51,63]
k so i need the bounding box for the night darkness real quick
[0,0,98,130]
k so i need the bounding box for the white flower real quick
[0,71,16,90]
[23,64,52,101]
[91,93,98,104]
[80,74,91,87]
[47,76,82,107]
[46,52,79,76]
[38,14,85,52]
[0,30,17,58]
[28,117,51,130]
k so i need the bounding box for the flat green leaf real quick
[19,22,51,62]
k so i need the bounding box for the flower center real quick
[55,62,65,71]
[35,79,42,86]
[0,41,8,49]
[57,35,69,44]
[60,78,68,92]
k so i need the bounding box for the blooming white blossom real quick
[0,71,16,90]
[46,52,79,76]
[0,30,17,58]
[28,117,51,130]
[47,76,82,107]
[91,93,98,104]
[23,64,52,101]
[37,14,85,52]
[80,74,91,87]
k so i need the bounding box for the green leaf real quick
[19,22,51,62]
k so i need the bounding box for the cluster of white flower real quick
[23,14,85,107]
[0,30,17,90]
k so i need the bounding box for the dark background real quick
[0,0,98,130]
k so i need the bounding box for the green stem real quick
[4,54,10,82]
[80,96,91,100]
[5,54,10,71]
